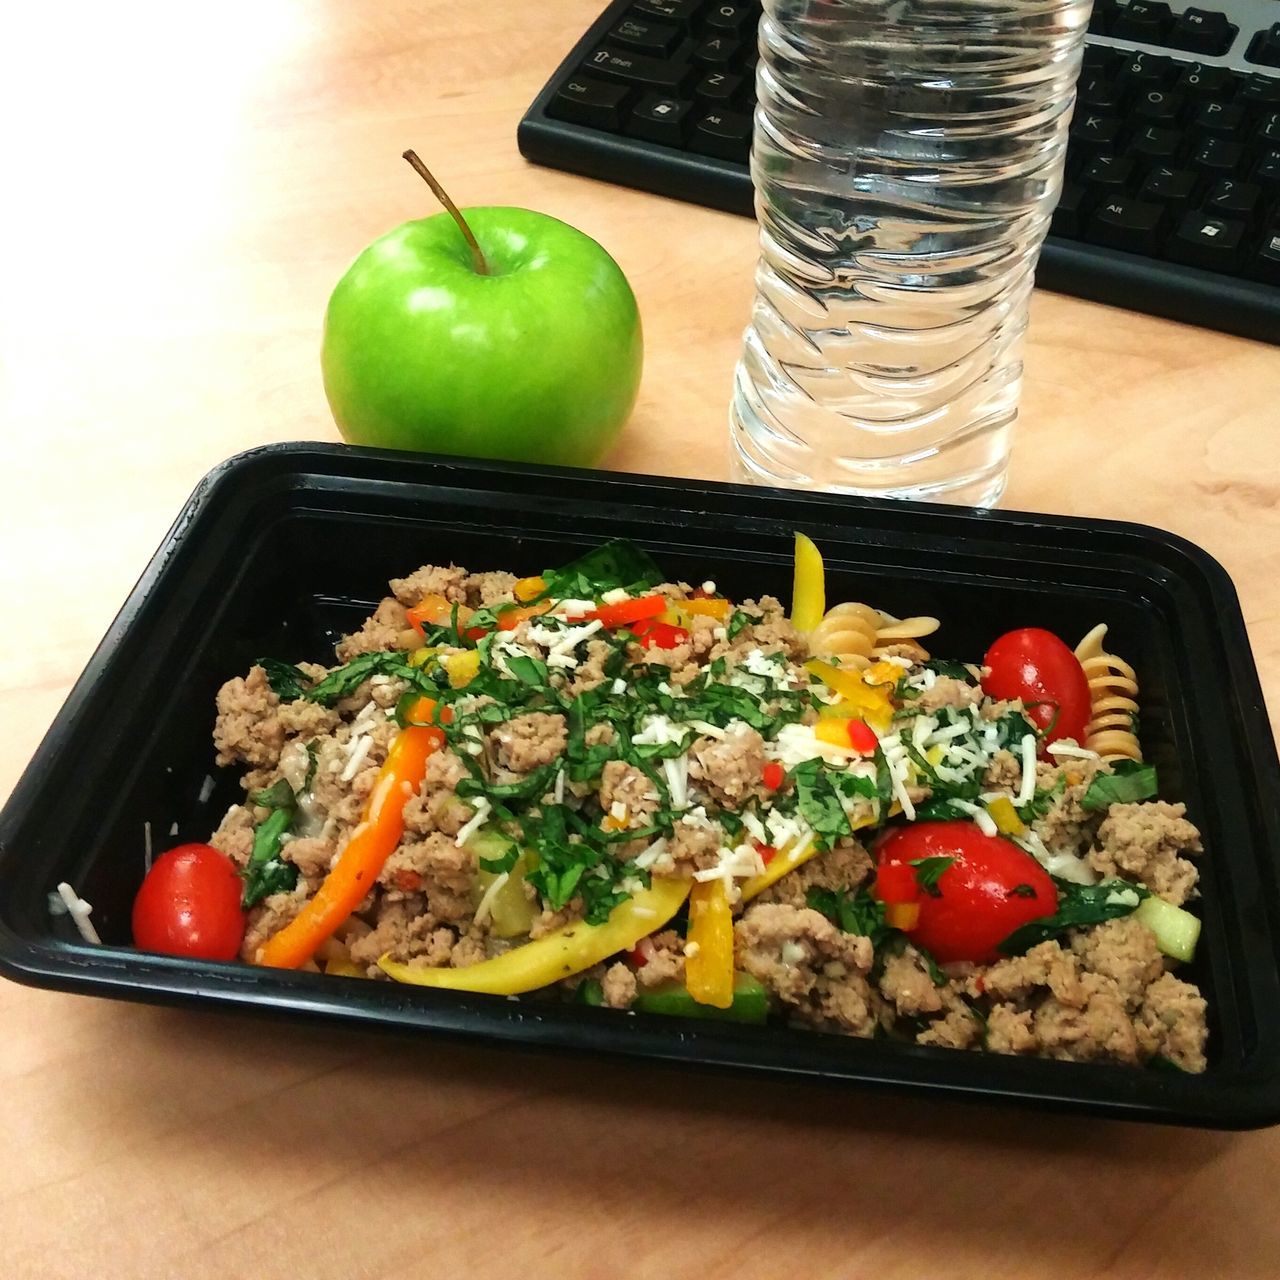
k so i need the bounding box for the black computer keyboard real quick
[518,0,1280,343]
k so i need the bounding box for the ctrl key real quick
[1164,211,1246,273]
[548,76,629,131]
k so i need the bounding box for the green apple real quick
[321,184,643,467]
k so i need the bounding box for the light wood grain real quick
[2,3,1278,1277]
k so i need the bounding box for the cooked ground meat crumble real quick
[193,542,1207,1074]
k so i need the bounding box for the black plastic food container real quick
[3,443,1279,1128]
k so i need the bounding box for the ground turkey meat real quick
[401,749,475,838]
[213,666,285,769]
[601,962,637,1009]
[735,904,878,1035]
[489,712,567,774]
[635,930,686,990]
[280,835,336,884]
[758,838,873,908]
[1028,758,1109,854]
[241,884,310,962]
[464,570,518,606]
[598,760,660,824]
[1088,801,1202,905]
[667,821,720,872]
[335,598,419,661]
[210,804,255,867]
[347,900,456,973]
[384,832,476,923]
[975,919,1207,1070]
[1135,972,1208,1072]
[710,596,808,666]
[688,724,766,808]
[916,986,985,1051]
[389,564,469,607]
[913,676,982,713]
[878,946,945,1016]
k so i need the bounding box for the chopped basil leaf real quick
[242,803,297,908]
[258,658,310,702]
[806,885,889,947]
[1017,774,1065,823]
[538,539,664,603]
[504,653,550,688]
[910,856,955,898]
[922,658,974,683]
[726,609,753,641]
[249,778,295,810]
[305,651,426,706]
[791,760,853,849]
[1081,761,1159,811]
[997,878,1150,955]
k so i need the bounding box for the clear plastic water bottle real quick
[729,0,1091,505]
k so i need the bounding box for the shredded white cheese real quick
[472,872,509,926]
[56,882,101,945]
[1046,742,1100,759]
[1017,734,1039,806]
[633,838,669,870]
[454,797,493,847]
[143,821,153,873]
[197,774,215,804]
[339,734,374,782]
[553,769,566,805]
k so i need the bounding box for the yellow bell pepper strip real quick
[791,532,826,632]
[739,834,821,903]
[378,877,692,994]
[259,696,448,969]
[685,880,735,1008]
[513,575,546,602]
[323,956,368,979]
[806,659,895,732]
[985,795,1026,836]
[683,596,732,622]
[885,902,921,930]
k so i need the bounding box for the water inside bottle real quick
[729,0,1092,505]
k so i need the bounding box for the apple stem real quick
[402,149,489,276]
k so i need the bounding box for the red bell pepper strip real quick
[583,594,667,629]
[761,761,785,792]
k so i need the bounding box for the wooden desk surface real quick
[2,3,1278,1276]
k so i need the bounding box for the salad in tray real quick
[127,535,1208,1072]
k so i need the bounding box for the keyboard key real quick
[609,16,682,56]
[1069,112,1122,150]
[1188,136,1245,176]
[1087,194,1166,253]
[695,70,743,101]
[1140,166,1198,210]
[1082,44,1121,75]
[1175,62,1236,99]
[632,0,699,19]
[704,3,755,30]
[1168,9,1236,56]
[1132,88,1183,124]
[1082,153,1135,190]
[1051,182,1089,238]
[626,92,693,146]
[1261,113,1280,146]
[1239,74,1280,108]
[690,108,753,161]
[1248,228,1280,283]
[1112,1,1173,44]
[1246,23,1280,69]
[1088,0,1119,35]
[694,35,740,64]
[548,76,630,130]
[1206,178,1258,218]
[1190,101,1245,136]
[1129,124,1181,163]
[582,46,691,92]
[1117,52,1177,89]
[1078,74,1123,113]
[1165,211,1246,271]
[1254,150,1280,188]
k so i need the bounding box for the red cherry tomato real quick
[876,820,1057,964]
[132,843,247,961]
[982,627,1091,749]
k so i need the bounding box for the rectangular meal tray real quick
[3,442,1279,1128]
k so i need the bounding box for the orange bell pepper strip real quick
[685,879,735,1008]
[258,697,450,969]
[406,593,461,636]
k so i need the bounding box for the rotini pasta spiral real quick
[809,602,940,668]
[1074,623,1142,762]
